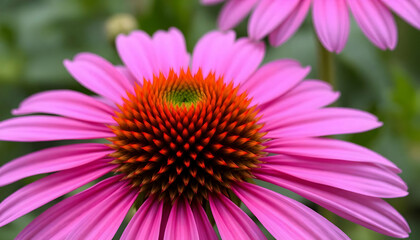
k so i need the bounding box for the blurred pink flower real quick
[202,0,420,53]
[0,28,410,239]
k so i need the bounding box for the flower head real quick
[202,0,420,52]
[0,28,410,239]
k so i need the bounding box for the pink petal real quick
[0,143,112,186]
[381,0,420,29]
[218,0,258,31]
[269,0,311,47]
[220,38,265,86]
[248,0,300,40]
[264,107,382,138]
[241,59,310,105]
[254,170,410,238]
[261,155,407,198]
[116,31,158,83]
[64,53,133,104]
[201,0,225,5]
[259,80,339,123]
[347,0,397,50]
[121,196,163,240]
[266,137,400,172]
[0,116,113,142]
[152,28,190,76]
[12,90,116,124]
[191,202,218,240]
[313,0,350,53]
[164,198,199,240]
[209,194,266,240]
[66,182,138,240]
[17,176,125,239]
[233,182,349,240]
[0,160,114,227]
[116,66,138,85]
[192,30,236,77]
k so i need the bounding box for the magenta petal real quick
[116,31,158,83]
[218,0,258,31]
[269,0,311,47]
[241,59,310,105]
[152,28,190,76]
[347,0,397,50]
[265,137,400,172]
[248,0,300,40]
[220,38,265,86]
[254,171,410,238]
[17,176,125,239]
[261,155,407,198]
[313,0,350,53]
[192,30,236,78]
[0,160,114,227]
[209,194,266,240]
[264,107,382,138]
[0,143,112,186]
[201,0,225,5]
[164,198,199,240]
[260,80,339,122]
[121,196,163,240]
[191,202,218,240]
[12,90,116,124]
[0,116,113,142]
[381,0,420,29]
[66,182,138,240]
[233,182,349,240]
[64,53,133,104]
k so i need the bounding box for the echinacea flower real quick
[0,28,410,239]
[202,0,420,53]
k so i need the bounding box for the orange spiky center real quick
[108,68,266,203]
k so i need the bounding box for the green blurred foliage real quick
[0,0,420,239]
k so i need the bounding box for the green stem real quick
[317,41,336,89]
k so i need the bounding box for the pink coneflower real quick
[0,28,410,239]
[202,0,420,53]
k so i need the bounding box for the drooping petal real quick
[269,0,311,47]
[381,0,420,29]
[264,137,400,172]
[218,0,258,31]
[66,182,138,240]
[0,116,113,142]
[233,182,349,240]
[219,38,265,86]
[0,160,114,227]
[191,202,218,240]
[264,108,382,138]
[64,53,133,104]
[313,0,350,53]
[259,80,339,122]
[248,0,300,40]
[12,90,116,124]
[347,0,397,50]
[121,196,163,240]
[241,59,310,105]
[253,170,410,238]
[209,194,266,240]
[116,31,158,83]
[152,28,190,76]
[164,198,199,240]
[17,176,125,239]
[0,143,112,186]
[116,66,138,85]
[192,31,236,77]
[261,155,407,198]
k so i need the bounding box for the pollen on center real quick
[108,68,267,203]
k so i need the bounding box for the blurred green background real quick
[0,0,419,239]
